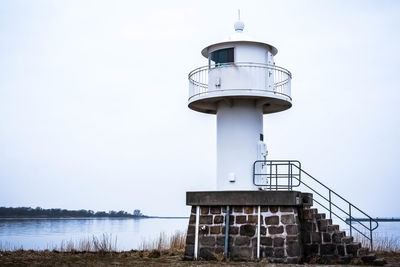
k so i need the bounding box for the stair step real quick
[358,247,369,256]
[327,224,339,232]
[341,236,353,244]
[303,208,318,220]
[372,258,386,266]
[314,213,326,220]
[317,219,332,232]
[361,253,377,263]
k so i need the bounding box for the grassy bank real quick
[1,232,400,266]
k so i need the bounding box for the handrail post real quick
[275,164,278,190]
[287,162,290,190]
[349,203,352,237]
[370,218,373,251]
[329,190,332,219]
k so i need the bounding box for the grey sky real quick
[0,0,399,217]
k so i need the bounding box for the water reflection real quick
[0,218,188,251]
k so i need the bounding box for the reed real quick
[56,233,117,252]
[354,233,400,252]
[139,231,186,252]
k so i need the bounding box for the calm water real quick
[0,218,188,251]
[0,217,399,251]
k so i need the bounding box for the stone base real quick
[184,191,383,265]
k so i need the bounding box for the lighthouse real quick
[183,17,379,264]
[188,19,292,190]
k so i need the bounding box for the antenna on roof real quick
[238,9,241,20]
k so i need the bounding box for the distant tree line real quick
[0,207,146,218]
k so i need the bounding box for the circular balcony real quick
[188,62,292,114]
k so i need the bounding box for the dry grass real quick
[139,231,186,252]
[354,232,400,252]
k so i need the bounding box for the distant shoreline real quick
[0,216,188,219]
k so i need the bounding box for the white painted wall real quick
[216,99,263,190]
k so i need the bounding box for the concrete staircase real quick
[301,207,385,265]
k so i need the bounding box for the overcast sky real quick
[0,0,399,217]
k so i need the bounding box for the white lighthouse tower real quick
[188,18,292,190]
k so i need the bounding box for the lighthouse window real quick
[209,48,234,67]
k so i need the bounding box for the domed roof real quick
[201,20,278,57]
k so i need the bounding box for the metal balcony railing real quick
[253,160,379,251]
[188,62,292,101]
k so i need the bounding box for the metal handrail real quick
[253,160,379,250]
[188,62,292,101]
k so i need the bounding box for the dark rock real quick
[339,255,352,264]
[261,206,268,212]
[200,236,215,247]
[322,232,331,243]
[210,226,220,235]
[265,216,279,225]
[286,224,298,235]
[270,206,278,213]
[231,247,253,261]
[260,236,272,246]
[286,257,300,264]
[200,207,209,215]
[244,206,254,214]
[183,245,194,260]
[280,206,294,212]
[247,215,258,223]
[214,215,223,224]
[314,213,326,220]
[274,247,285,258]
[273,237,284,247]
[332,231,345,243]
[210,207,221,214]
[327,224,339,232]
[346,243,361,256]
[303,244,319,255]
[229,226,239,235]
[233,206,243,212]
[311,232,321,243]
[225,215,234,225]
[372,258,386,266]
[361,254,376,263]
[342,236,353,244]
[286,241,300,257]
[337,244,345,256]
[234,236,250,246]
[199,247,216,260]
[189,215,195,224]
[260,226,266,235]
[281,214,295,224]
[262,247,274,257]
[268,225,284,235]
[235,215,247,224]
[186,235,195,245]
[187,225,195,235]
[320,244,336,255]
[301,233,311,244]
[199,215,212,224]
[240,224,256,237]
[216,236,225,246]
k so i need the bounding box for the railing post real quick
[370,218,373,251]
[275,164,278,190]
[288,162,290,190]
[269,162,272,190]
[329,190,332,219]
[349,204,352,237]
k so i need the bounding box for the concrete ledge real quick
[186,191,313,206]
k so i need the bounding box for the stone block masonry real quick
[184,192,384,265]
[184,205,302,263]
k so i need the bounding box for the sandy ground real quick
[0,250,397,266]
